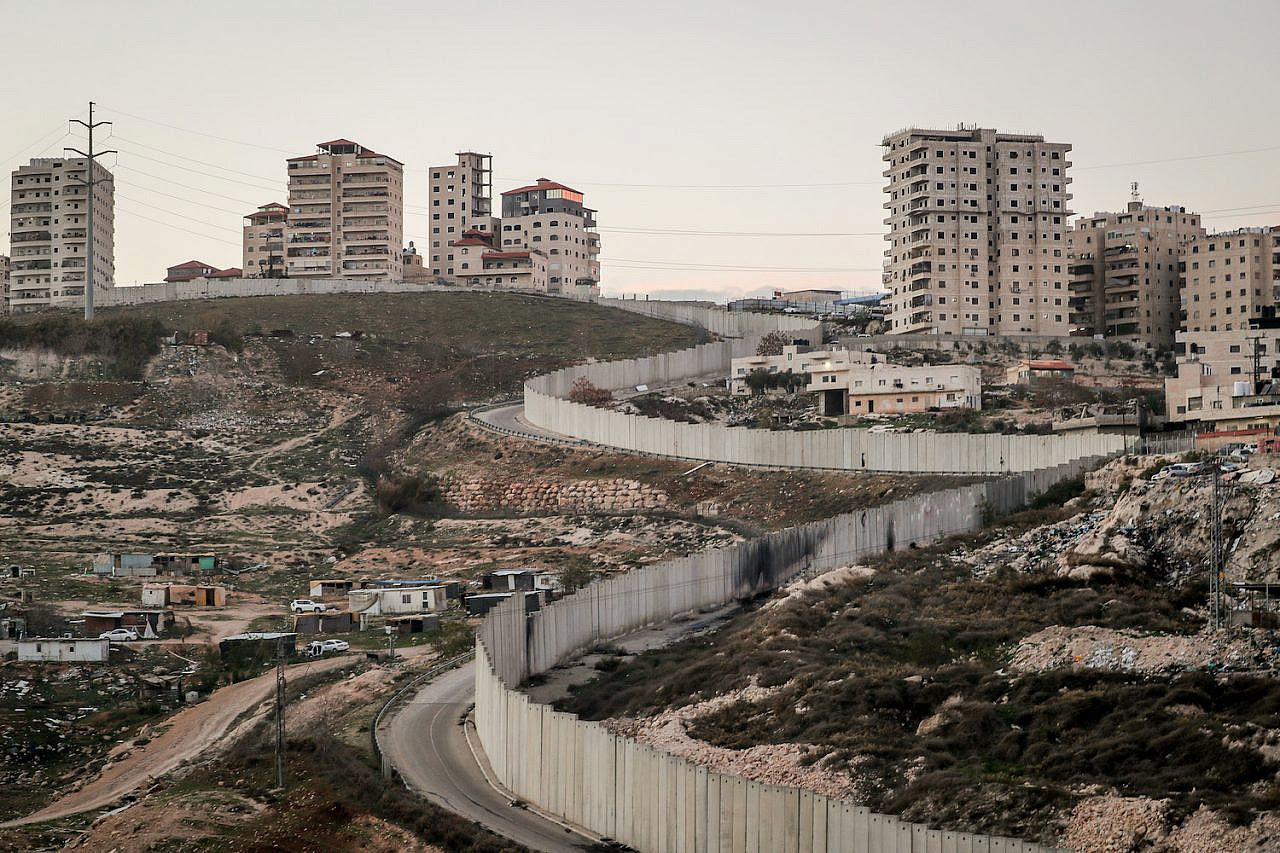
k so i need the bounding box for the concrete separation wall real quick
[475,464,1090,852]
[93,278,538,307]
[523,340,1125,474]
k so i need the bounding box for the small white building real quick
[347,585,449,618]
[730,345,877,396]
[18,637,110,663]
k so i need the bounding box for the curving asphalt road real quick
[379,662,594,853]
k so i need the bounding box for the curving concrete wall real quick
[524,339,1125,474]
[469,298,1099,850]
[475,465,1089,851]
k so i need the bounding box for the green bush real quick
[0,314,167,379]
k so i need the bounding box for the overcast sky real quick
[3,0,1279,300]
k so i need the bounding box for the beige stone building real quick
[285,140,403,280]
[402,242,430,283]
[1181,227,1280,335]
[1166,323,1280,431]
[0,254,9,314]
[428,152,496,280]
[1067,201,1203,345]
[243,202,287,277]
[8,157,114,313]
[481,250,549,292]
[499,179,600,293]
[882,127,1072,336]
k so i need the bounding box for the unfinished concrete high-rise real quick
[1067,201,1204,345]
[284,140,403,280]
[882,127,1072,336]
[8,157,114,313]
[1181,227,1280,335]
[428,152,496,280]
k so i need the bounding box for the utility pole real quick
[1210,463,1226,630]
[66,102,116,321]
[274,635,287,790]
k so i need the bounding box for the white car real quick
[306,639,350,656]
[100,628,139,642]
[289,599,328,614]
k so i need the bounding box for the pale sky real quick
[3,0,1279,301]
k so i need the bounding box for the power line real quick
[116,204,242,247]
[115,193,243,232]
[112,164,263,206]
[96,103,296,154]
[599,227,881,237]
[112,134,288,184]
[110,143,283,192]
[1075,143,1280,171]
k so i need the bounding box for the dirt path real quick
[247,403,357,474]
[3,654,353,827]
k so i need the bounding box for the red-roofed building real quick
[164,261,220,283]
[1005,359,1077,384]
[499,178,599,294]
[285,140,403,280]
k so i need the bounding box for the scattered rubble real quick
[442,475,669,515]
[1010,625,1276,674]
[604,681,858,800]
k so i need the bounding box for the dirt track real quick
[3,653,358,827]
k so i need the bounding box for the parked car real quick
[99,628,139,642]
[305,639,350,656]
[289,599,329,614]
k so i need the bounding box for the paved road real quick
[379,662,593,853]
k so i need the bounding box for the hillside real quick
[1,292,966,847]
[556,456,1280,849]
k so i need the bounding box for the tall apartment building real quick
[1067,201,1204,345]
[499,179,600,293]
[428,152,496,280]
[0,255,9,314]
[284,140,403,280]
[243,202,288,277]
[8,157,114,313]
[882,127,1072,336]
[1181,227,1280,335]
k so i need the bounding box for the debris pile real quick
[1009,625,1275,675]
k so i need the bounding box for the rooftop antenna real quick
[1130,181,1141,204]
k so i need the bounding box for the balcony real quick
[12,203,51,214]
[910,293,933,308]
[12,231,51,243]
[287,247,330,258]
[291,176,330,186]
[907,279,931,292]
[909,261,932,277]
[289,233,331,244]
[344,247,389,257]
[289,219,330,229]
[344,233,390,244]
[342,203,388,214]
[62,229,86,239]
[14,260,52,271]
[343,174,390,185]
[908,310,933,326]
[61,259,86,269]
[1103,243,1137,258]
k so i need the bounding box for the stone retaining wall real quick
[442,476,669,515]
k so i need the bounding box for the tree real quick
[756,331,789,356]
[568,376,612,405]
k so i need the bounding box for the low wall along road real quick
[473,301,1090,851]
